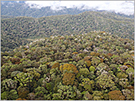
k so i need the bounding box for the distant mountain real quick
[1,1,134,19]
[1,11,134,52]
[1,1,25,3]
[116,13,134,19]
[1,15,15,19]
[1,1,91,18]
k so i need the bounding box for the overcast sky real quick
[25,1,134,15]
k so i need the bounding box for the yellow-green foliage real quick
[124,62,134,68]
[62,72,75,85]
[34,86,48,97]
[119,78,129,88]
[91,56,101,66]
[26,69,41,81]
[80,78,94,92]
[79,68,90,77]
[1,90,19,100]
[52,82,76,100]
[60,63,78,74]
[92,91,104,100]
[89,66,96,72]
[95,73,117,90]
[1,79,17,92]
[7,89,19,100]
[1,91,9,100]
[116,72,128,79]
[14,72,33,87]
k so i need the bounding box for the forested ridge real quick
[1,2,134,100]
[1,11,134,52]
[1,31,134,100]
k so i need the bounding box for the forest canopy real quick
[1,11,134,52]
[1,31,134,100]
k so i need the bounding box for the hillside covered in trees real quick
[1,31,134,100]
[1,11,134,52]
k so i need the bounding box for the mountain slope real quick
[1,1,90,18]
[1,1,134,19]
[1,11,134,52]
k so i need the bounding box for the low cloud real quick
[25,1,134,15]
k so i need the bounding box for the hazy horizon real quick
[25,1,134,15]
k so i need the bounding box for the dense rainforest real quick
[1,31,134,100]
[1,11,134,52]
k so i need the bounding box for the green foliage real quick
[92,91,103,100]
[110,64,118,73]
[103,93,109,100]
[50,67,60,75]
[95,73,118,91]
[79,68,90,77]
[26,68,41,81]
[1,79,17,92]
[89,66,96,72]
[8,89,19,100]
[14,72,34,87]
[126,67,134,74]
[1,29,134,100]
[89,71,96,80]
[38,64,49,74]
[96,63,110,76]
[122,89,134,100]
[91,56,101,66]
[34,86,48,97]
[45,82,54,92]
[44,93,52,100]
[119,78,129,88]
[2,10,134,52]
[83,91,92,100]
[80,78,94,93]
[1,63,12,79]
[1,91,9,100]
[11,71,21,78]
[116,72,128,79]
[76,59,87,68]
[96,63,110,71]
[52,83,76,100]
[126,67,134,84]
